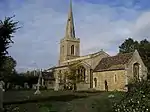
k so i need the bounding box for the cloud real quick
[0,0,150,72]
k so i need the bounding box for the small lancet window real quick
[94,78,97,87]
[61,45,64,55]
[114,74,117,83]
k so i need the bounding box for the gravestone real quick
[32,84,37,89]
[15,85,19,90]
[24,82,29,89]
[41,78,44,87]
[6,82,10,89]
[0,80,4,111]
[0,88,3,111]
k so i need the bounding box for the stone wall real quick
[76,82,90,91]
[45,81,55,89]
[93,70,126,91]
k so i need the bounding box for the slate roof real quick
[47,60,82,70]
[94,52,133,72]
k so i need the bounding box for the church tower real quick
[59,0,80,65]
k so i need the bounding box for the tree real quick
[66,62,84,90]
[17,70,39,88]
[119,38,150,78]
[0,16,19,68]
[67,66,78,90]
[138,39,150,78]
[119,38,139,53]
[0,56,17,81]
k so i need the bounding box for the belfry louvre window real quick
[71,45,74,55]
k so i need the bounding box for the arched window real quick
[94,78,97,87]
[133,63,140,80]
[71,45,74,55]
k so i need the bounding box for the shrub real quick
[112,80,150,112]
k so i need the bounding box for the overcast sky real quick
[0,0,150,72]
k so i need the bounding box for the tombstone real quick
[6,82,10,89]
[0,80,4,111]
[15,85,19,90]
[19,86,23,89]
[32,84,37,90]
[0,81,5,92]
[0,88,3,111]
[24,82,29,89]
[41,78,44,87]
[26,84,29,89]
[108,94,115,98]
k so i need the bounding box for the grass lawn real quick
[3,90,124,112]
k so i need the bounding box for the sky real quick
[0,0,150,72]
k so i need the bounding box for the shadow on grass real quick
[3,94,88,105]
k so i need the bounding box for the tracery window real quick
[77,66,86,82]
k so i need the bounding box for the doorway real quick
[104,80,108,91]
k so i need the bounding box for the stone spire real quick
[65,0,75,38]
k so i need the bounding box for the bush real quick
[112,80,150,112]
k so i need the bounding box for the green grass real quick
[3,90,124,112]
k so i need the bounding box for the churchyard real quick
[0,2,150,112]
[3,90,124,112]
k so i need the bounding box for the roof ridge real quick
[81,50,106,57]
[103,52,133,59]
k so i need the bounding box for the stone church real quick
[46,0,147,91]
